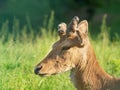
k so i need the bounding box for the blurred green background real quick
[0,0,120,38]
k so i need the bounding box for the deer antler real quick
[67,16,88,47]
[58,22,67,39]
[67,16,79,33]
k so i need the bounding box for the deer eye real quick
[62,46,71,50]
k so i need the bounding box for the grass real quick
[0,17,120,90]
[0,36,76,90]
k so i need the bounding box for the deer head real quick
[34,16,89,76]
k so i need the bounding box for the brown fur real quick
[34,16,120,90]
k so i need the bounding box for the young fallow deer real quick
[34,16,120,90]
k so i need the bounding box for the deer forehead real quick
[52,39,71,48]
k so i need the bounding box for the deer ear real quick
[78,20,88,34]
[76,20,88,46]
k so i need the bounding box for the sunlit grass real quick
[0,36,76,90]
[0,32,120,90]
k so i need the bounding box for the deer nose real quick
[34,65,42,75]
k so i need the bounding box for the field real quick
[0,18,120,90]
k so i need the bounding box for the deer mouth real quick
[38,73,57,77]
[38,73,49,77]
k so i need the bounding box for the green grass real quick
[0,17,120,90]
[0,34,120,90]
[0,36,76,90]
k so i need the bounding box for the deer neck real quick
[70,44,113,90]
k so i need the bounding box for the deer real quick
[34,16,120,90]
